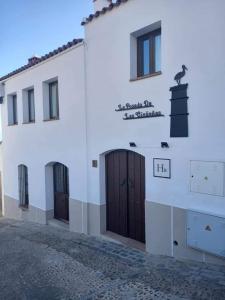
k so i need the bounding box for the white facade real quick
[1,0,225,264]
[0,43,88,228]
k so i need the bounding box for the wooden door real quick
[0,172,2,216]
[127,151,145,243]
[106,150,145,243]
[53,163,69,222]
[106,151,128,237]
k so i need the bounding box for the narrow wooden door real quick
[106,150,145,243]
[0,172,2,216]
[127,151,145,243]
[106,151,128,237]
[53,163,69,222]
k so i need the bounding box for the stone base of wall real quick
[4,195,224,265]
[4,195,52,225]
[69,198,106,236]
[146,201,225,266]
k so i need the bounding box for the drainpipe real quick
[83,40,89,235]
[0,83,5,216]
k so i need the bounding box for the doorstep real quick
[102,231,146,252]
[48,218,69,231]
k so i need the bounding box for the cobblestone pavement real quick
[0,218,225,300]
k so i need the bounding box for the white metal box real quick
[187,210,225,258]
[190,161,225,196]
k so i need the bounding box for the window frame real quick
[137,28,161,78]
[8,94,18,126]
[49,81,59,120]
[12,95,18,124]
[27,88,35,123]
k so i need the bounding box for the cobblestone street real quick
[0,218,224,299]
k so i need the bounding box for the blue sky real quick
[0,0,93,77]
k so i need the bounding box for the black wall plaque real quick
[0,97,3,104]
[115,99,164,121]
[170,84,189,137]
[124,110,164,120]
[115,100,154,111]
[92,160,98,168]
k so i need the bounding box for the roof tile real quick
[81,0,129,25]
[0,38,83,82]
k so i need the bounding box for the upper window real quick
[27,89,35,122]
[49,81,59,120]
[43,79,59,121]
[8,94,18,125]
[137,29,161,78]
[18,165,29,208]
[23,88,35,123]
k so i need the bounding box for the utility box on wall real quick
[190,161,225,196]
[187,210,225,258]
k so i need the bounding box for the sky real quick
[0,0,93,77]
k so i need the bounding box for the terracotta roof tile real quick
[0,38,83,82]
[81,0,129,25]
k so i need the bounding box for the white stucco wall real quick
[0,142,2,173]
[1,43,87,211]
[84,0,225,216]
[1,0,225,230]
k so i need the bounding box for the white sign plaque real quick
[153,158,171,178]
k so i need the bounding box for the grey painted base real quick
[146,201,225,266]
[4,195,225,265]
[4,196,106,236]
[69,198,106,236]
[4,195,53,225]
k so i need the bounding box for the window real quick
[43,79,59,121]
[18,165,29,208]
[49,81,59,119]
[137,29,161,77]
[23,88,35,123]
[27,89,35,122]
[8,94,18,125]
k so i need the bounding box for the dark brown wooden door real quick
[106,150,145,243]
[0,172,2,216]
[53,163,69,222]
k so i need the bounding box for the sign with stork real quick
[170,65,189,137]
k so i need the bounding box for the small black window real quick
[8,94,18,125]
[12,95,18,124]
[18,165,29,208]
[49,81,59,119]
[27,89,35,122]
[137,29,161,78]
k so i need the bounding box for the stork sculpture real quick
[174,65,188,85]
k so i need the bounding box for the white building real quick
[1,0,225,265]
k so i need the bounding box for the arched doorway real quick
[18,165,29,208]
[53,163,69,222]
[105,150,145,243]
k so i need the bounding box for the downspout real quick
[0,82,5,216]
[82,39,89,234]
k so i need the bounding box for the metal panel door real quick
[187,210,225,258]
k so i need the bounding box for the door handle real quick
[120,179,126,186]
[128,178,134,188]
